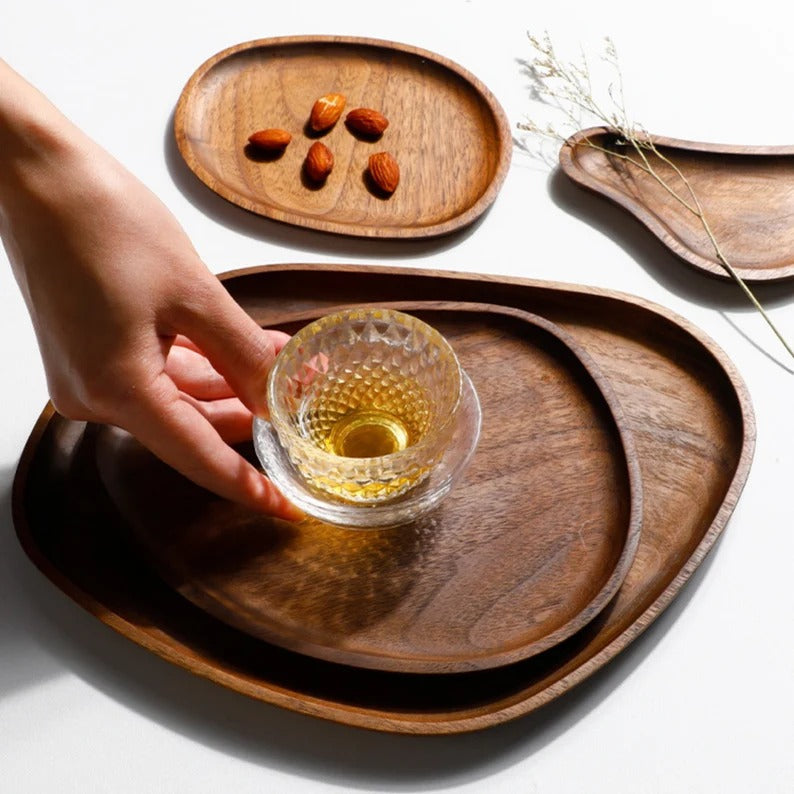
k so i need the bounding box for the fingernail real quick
[251,398,268,420]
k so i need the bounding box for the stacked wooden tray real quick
[12,264,754,734]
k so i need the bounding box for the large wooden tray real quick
[560,126,794,282]
[12,265,755,734]
[96,302,642,674]
[174,36,511,238]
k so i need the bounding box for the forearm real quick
[0,60,129,305]
[0,60,96,210]
[0,61,71,177]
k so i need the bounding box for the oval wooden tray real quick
[174,37,511,238]
[91,302,642,674]
[559,126,794,282]
[12,264,755,733]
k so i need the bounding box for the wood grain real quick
[11,264,755,733]
[93,303,642,674]
[174,37,511,238]
[560,126,794,282]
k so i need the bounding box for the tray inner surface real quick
[93,306,639,674]
[176,38,510,237]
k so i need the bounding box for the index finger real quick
[121,375,303,520]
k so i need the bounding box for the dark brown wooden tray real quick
[174,36,511,238]
[95,302,642,674]
[560,126,794,282]
[12,264,755,734]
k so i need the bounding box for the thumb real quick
[174,280,290,418]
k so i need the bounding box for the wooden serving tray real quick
[12,265,754,734]
[95,302,642,674]
[174,37,511,238]
[560,126,794,282]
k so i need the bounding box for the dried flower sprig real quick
[517,32,794,362]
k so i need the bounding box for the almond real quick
[247,128,292,151]
[304,141,334,182]
[309,93,346,132]
[368,151,399,194]
[345,108,389,137]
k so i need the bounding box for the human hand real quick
[0,61,301,520]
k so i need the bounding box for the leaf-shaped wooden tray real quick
[12,264,754,734]
[560,126,794,282]
[174,37,511,238]
[92,302,642,674]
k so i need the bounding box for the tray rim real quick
[173,35,513,239]
[559,125,794,282]
[11,264,756,734]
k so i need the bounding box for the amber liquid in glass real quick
[328,409,411,457]
[298,376,434,499]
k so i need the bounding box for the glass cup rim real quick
[266,307,463,467]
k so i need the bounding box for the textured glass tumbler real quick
[264,308,463,505]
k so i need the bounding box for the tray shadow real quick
[0,471,70,700]
[549,168,794,371]
[4,458,722,791]
[548,168,794,311]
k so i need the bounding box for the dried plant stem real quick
[519,32,794,362]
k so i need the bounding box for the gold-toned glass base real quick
[328,409,411,458]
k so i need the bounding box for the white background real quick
[2,1,792,792]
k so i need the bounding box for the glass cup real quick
[253,307,480,527]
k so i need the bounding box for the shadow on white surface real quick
[0,462,726,790]
[720,313,794,374]
[548,167,794,373]
[162,108,488,262]
[0,474,67,700]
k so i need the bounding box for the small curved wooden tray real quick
[560,126,794,282]
[92,302,642,674]
[12,265,755,733]
[174,37,511,238]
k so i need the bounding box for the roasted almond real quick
[345,107,389,137]
[247,128,292,151]
[368,151,399,194]
[309,93,346,131]
[304,141,334,182]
